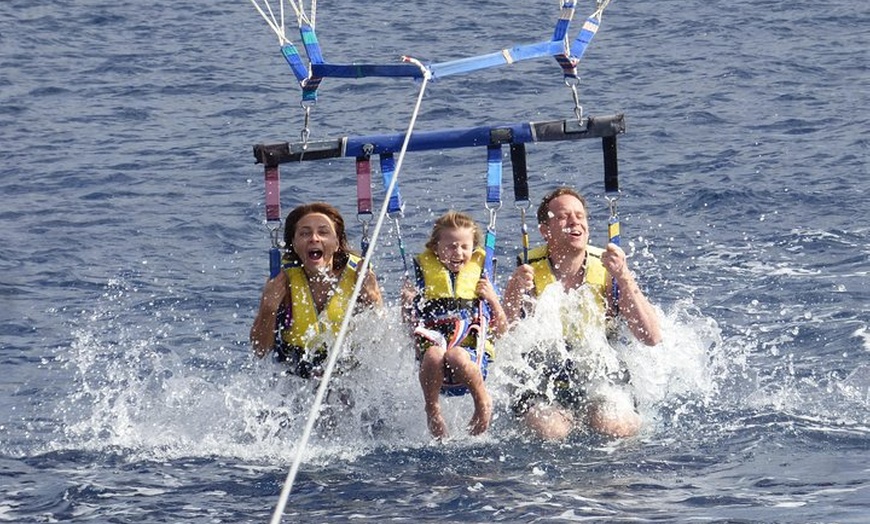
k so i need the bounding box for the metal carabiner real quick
[268,221,283,248]
[299,101,314,148]
[564,76,583,124]
[486,206,499,231]
[605,192,620,218]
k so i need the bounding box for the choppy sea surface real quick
[1,0,867,522]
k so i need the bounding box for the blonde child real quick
[402,211,507,438]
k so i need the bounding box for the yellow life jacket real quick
[413,247,494,359]
[524,244,608,310]
[279,254,361,357]
[523,244,612,345]
[416,248,485,302]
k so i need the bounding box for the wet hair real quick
[536,187,588,224]
[424,210,483,253]
[283,202,352,271]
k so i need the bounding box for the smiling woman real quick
[249,202,383,378]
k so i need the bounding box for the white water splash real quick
[48,273,738,462]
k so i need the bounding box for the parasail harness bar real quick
[254,113,625,191]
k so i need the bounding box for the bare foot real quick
[468,392,493,436]
[426,408,449,439]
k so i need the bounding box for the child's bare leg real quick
[419,347,448,438]
[445,348,491,435]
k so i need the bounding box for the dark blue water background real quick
[1,0,867,522]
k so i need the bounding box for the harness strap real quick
[299,23,324,102]
[569,14,602,64]
[264,165,281,222]
[483,229,498,287]
[552,0,577,42]
[606,194,621,315]
[551,0,580,78]
[484,144,502,287]
[380,153,409,274]
[486,144,503,207]
[510,143,531,265]
[603,135,619,193]
[355,154,373,254]
[299,23,323,64]
[264,165,283,278]
[280,43,310,83]
[380,154,403,215]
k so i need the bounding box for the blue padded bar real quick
[311,63,425,79]
[253,115,626,165]
[344,124,530,157]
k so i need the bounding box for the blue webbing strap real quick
[380,153,409,274]
[552,0,577,41]
[380,153,403,215]
[299,24,323,64]
[483,229,497,286]
[269,244,282,278]
[567,1,612,71]
[486,145,503,208]
[570,15,602,62]
[552,0,580,78]
[484,144,502,287]
[475,144,502,363]
[299,23,323,102]
[280,44,311,83]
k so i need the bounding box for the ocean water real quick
[1,0,868,522]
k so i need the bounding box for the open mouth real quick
[307,249,324,261]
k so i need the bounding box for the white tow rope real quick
[269,59,432,524]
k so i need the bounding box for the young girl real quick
[402,210,508,438]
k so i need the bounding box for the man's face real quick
[540,194,589,253]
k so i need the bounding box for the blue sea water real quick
[1,0,868,522]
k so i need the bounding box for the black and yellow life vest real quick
[278,254,361,361]
[522,244,608,310]
[412,247,495,359]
